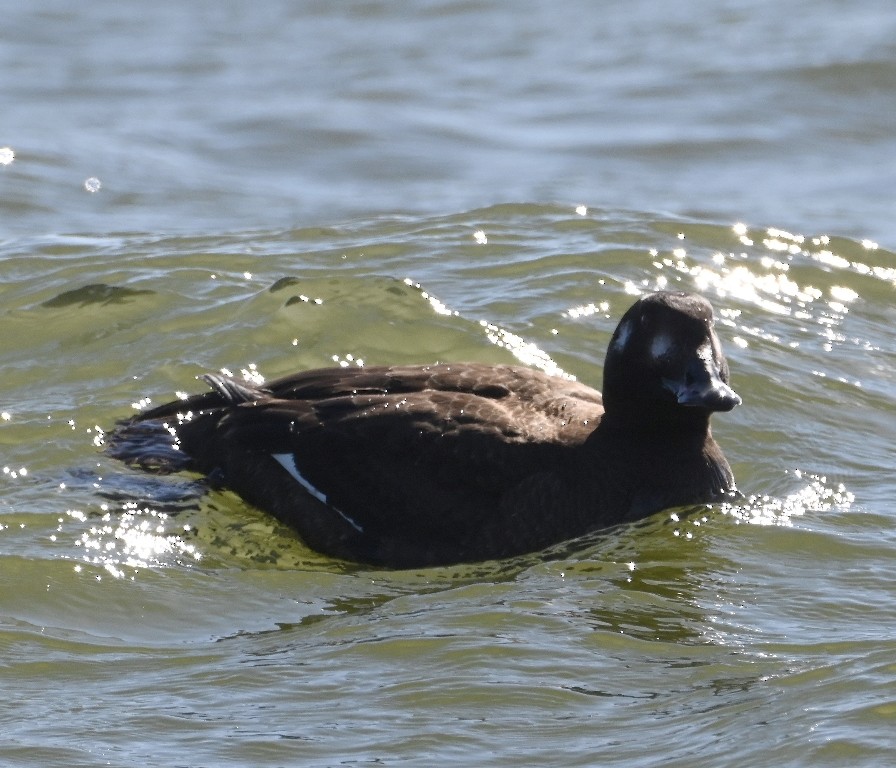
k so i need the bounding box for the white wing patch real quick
[272,452,328,503]
[271,452,365,533]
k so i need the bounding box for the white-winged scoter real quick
[108,291,741,567]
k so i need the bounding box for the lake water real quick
[2,1,895,766]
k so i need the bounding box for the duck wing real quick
[169,364,604,565]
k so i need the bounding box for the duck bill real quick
[676,380,741,411]
[665,359,742,412]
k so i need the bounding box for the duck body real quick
[109,291,741,567]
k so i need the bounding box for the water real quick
[2,2,895,766]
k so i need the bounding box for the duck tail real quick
[106,374,267,473]
[104,416,194,474]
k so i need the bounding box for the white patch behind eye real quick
[650,333,675,361]
[611,319,633,353]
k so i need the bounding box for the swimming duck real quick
[108,291,741,567]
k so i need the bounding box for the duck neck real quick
[599,401,713,436]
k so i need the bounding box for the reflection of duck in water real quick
[109,291,741,568]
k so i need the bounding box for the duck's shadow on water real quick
[93,466,754,650]
[93,469,206,509]
[98,465,702,561]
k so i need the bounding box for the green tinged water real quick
[4,0,896,763]
[2,207,894,766]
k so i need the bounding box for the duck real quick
[107,290,741,568]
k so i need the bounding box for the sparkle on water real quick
[65,503,201,579]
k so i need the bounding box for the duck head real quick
[601,291,741,425]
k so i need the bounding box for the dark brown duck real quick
[108,291,741,568]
